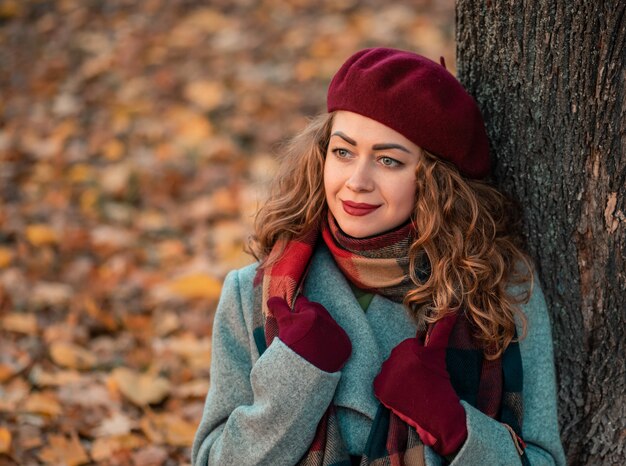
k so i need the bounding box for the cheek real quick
[323,157,340,196]
[387,175,417,213]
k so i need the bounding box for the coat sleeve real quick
[191,268,342,466]
[449,273,567,466]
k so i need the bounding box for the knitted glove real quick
[373,313,467,456]
[267,295,352,373]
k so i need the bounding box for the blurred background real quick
[0,1,454,464]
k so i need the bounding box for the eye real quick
[332,148,351,159]
[379,156,402,167]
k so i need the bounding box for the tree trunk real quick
[455,1,625,464]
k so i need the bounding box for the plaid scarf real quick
[252,211,529,465]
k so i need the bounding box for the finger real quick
[425,312,458,348]
[294,294,309,309]
[266,297,292,319]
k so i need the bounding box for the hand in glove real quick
[373,313,467,456]
[267,295,352,373]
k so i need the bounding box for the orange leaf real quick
[1,313,38,335]
[25,224,58,246]
[0,427,11,454]
[183,80,225,111]
[140,412,196,447]
[37,432,89,466]
[90,434,146,462]
[0,246,13,268]
[167,273,222,300]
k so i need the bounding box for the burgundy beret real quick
[327,47,491,179]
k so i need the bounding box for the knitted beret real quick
[327,47,491,179]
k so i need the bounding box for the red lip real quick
[341,200,381,216]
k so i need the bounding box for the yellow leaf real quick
[110,367,171,406]
[67,164,93,183]
[80,188,99,215]
[1,313,38,335]
[37,432,89,466]
[49,342,97,370]
[25,224,58,246]
[22,391,62,417]
[0,247,13,268]
[167,273,222,300]
[0,427,11,454]
[0,0,21,19]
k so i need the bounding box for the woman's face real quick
[324,111,422,238]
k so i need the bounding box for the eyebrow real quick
[330,131,411,154]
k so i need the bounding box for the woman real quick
[191,47,566,465]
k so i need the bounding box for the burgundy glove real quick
[373,313,467,456]
[267,295,352,373]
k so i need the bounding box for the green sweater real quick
[192,243,567,465]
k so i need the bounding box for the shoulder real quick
[224,261,260,291]
[214,261,261,331]
[506,264,552,334]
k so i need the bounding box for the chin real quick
[334,218,378,239]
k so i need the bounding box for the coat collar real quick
[304,242,418,420]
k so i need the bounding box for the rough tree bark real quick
[456,1,625,465]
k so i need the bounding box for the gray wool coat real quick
[191,243,567,466]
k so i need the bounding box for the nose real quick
[345,161,374,192]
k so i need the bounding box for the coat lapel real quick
[304,243,418,421]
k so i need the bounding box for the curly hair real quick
[248,112,534,359]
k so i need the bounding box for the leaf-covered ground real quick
[0,1,454,464]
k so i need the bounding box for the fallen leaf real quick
[131,444,168,466]
[90,434,146,462]
[110,368,171,406]
[37,432,89,466]
[164,415,196,447]
[103,139,125,161]
[0,427,11,454]
[0,246,13,268]
[21,391,62,417]
[25,224,58,246]
[49,341,97,370]
[1,312,38,335]
[93,411,135,437]
[83,296,118,331]
[29,365,82,387]
[0,377,29,412]
[140,411,195,446]
[183,80,225,111]
[31,281,73,308]
[67,163,93,184]
[100,162,132,195]
[172,378,210,399]
[153,311,180,337]
[16,423,43,450]
[0,349,31,382]
[167,273,222,300]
